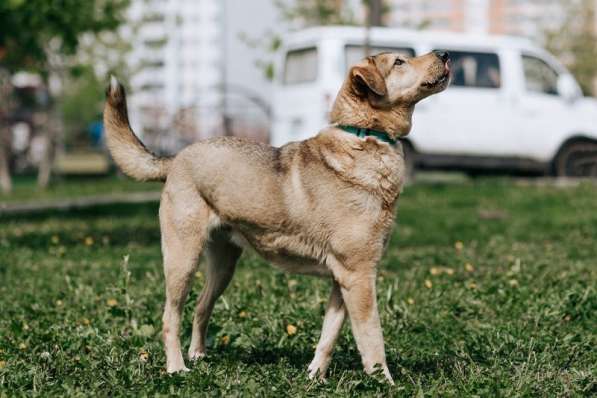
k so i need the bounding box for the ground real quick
[0,176,595,396]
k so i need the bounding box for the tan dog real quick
[103,50,450,384]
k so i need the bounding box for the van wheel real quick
[553,140,597,177]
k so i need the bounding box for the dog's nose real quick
[434,51,450,63]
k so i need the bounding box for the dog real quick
[103,50,450,384]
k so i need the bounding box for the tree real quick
[0,0,129,190]
[544,0,597,96]
[247,0,390,81]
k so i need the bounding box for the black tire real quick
[553,140,597,177]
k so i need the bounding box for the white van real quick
[271,26,597,177]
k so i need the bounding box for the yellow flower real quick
[106,298,118,307]
[454,241,464,251]
[18,343,27,350]
[424,280,433,289]
[239,311,247,318]
[286,324,297,336]
[407,298,415,305]
[139,350,149,362]
[430,267,441,276]
[508,279,519,287]
[464,263,475,273]
[55,300,63,307]
[0,360,6,369]
[444,267,455,276]
[221,335,230,345]
[51,235,60,245]
[467,282,477,289]
[82,318,91,326]
[84,237,94,246]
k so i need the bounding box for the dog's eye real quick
[394,58,404,66]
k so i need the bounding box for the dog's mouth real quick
[422,61,451,89]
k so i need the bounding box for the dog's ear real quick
[350,63,387,98]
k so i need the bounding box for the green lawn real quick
[0,178,595,396]
[0,176,162,205]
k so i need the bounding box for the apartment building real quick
[389,0,596,39]
[126,0,222,147]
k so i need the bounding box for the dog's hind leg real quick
[160,186,210,374]
[308,280,346,380]
[188,230,242,361]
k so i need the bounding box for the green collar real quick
[338,125,397,145]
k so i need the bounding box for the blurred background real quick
[1,0,596,198]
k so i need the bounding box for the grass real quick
[0,176,162,205]
[0,177,595,396]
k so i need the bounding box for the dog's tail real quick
[103,76,172,181]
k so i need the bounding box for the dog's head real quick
[330,51,451,138]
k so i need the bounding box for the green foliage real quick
[544,0,597,96]
[274,0,358,26]
[60,66,105,147]
[0,0,129,73]
[0,177,596,395]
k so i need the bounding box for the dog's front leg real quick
[328,256,394,385]
[308,280,346,380]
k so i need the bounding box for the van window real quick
[283,47,318,84]
[345,45,415,69]
[522,55,559,95]
[435,50,501,89]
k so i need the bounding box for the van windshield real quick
[345,45,415,70]
[283,47,318,85]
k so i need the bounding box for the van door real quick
[412,49,514,157]
[271,47,324,146]
[514,53,570,161]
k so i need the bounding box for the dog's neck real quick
[330,83,414,139]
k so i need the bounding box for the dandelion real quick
[444,267,455,276]
[430,267,441,276]
[467,282,477,289]
[18,343,27,350]
[51,235,60,245]
[288,279,298,288]
[139,350,149,362]
[84,236,94,246]
[40,351,51,360]
[106,298,118,307]
[82,318,91,326]
[221,335,230,345]
[55,300,63,307]
[0,361,6,369]
[239,311,247,318]
[286,324,297,336]
[464,263,475,273]
[424,279,433,289]
[407,298,415,305]
[454,241,464,252]
[508,279,519,287]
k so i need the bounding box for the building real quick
[389,0,596,40]
[126,0,223,149]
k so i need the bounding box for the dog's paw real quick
[167,364,190,374]
[188,350,206,362]
[307,360,329,382]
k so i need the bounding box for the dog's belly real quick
[230,230,331,277]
